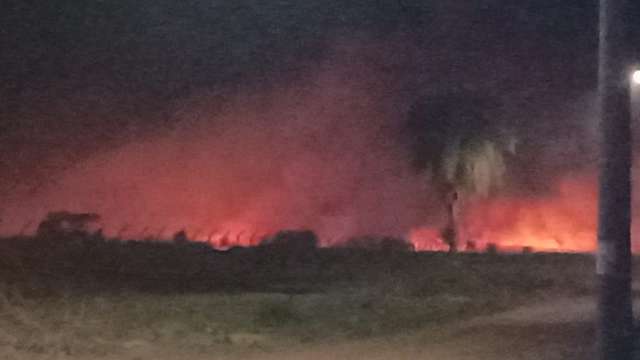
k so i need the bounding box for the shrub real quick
[485,243,498,254]
[258,230,319,268]
[260,230,318,252]
[341,236,414,253]
[36,211,100,238]
[172,230,189,244]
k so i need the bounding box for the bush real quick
[36,211,100,238]
[258,230,319,268]
[260,230,318,252]
[172,230,189,244]
[341,236,414,252]
[486,243,498,254]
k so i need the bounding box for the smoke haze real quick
[3,1,639,250]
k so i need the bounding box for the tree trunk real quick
[597,1,634,359]
[442,191,459,253]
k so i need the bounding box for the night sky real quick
[1,1,640,247]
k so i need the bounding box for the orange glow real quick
[409,175,598,252]
[0,54,432,247]
[0,141,612,253]
[0,162,622,253]
[0,44,622,253]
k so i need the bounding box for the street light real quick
[632,70,640,122]
[632,70,640,85]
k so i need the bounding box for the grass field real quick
[0,233,632,359]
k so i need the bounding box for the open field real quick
[0,234,637,359]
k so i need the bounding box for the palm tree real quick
[596,0,634,359]
[406,91,515,252]
[440,136,512,251]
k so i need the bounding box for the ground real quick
[1,295,624,360]
[0,242,636,359]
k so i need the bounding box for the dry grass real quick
[0,237,622,359]
[0,252,608,359]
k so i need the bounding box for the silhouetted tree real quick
[406,90,516,252]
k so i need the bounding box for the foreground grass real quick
[0,248,608,359]
[0,289,591,359]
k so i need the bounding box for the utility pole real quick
[597,0,634,359]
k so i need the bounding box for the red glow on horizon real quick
[0,169,626,254]
[0,44,625,254]
[409,175,599,253]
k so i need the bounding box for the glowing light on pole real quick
[632,70,640,85]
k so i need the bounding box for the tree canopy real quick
[405,90,515,198]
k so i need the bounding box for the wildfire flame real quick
[410,175,598,252]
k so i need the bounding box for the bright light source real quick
[633,70,640,85]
